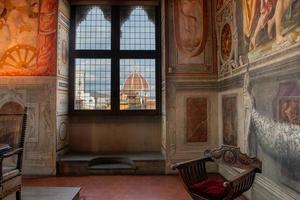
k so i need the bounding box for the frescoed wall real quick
[243,0,300,61]
[215,0,242,78]
[168,0,216,76]
[164,0,219,174]
[0,0,57,76]
[0,0,65,175]
[239,0,300,195]
[186,97,208,143]
[249,77,300,193]
[215,0,300,198]
[173,0,207,65]
[222,95,237,146]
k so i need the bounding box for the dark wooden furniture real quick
[0,144,11,154]
[172,145,262,200]
[0,102,27,200]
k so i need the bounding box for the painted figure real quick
[0,1,10,56]
[222,96,237,146]
[280,99,300,125]
[267,0,296,44]
[174,0,206,58]
[243,0,299,50]
[0,0,40,74]
[248,0,277,50]
[221,23,232,61]
[6,0,39,48]
[0,0,57,75]
[179,0,200,49]
[243,0,258,39]
[244,71,300,191]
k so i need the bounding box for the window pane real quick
[120,59,156,110]
[75,6,111,50]
[75,59,111,110]
[120,6,156,50]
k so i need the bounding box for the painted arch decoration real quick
[0,0,58,76]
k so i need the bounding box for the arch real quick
[0,101,25,114]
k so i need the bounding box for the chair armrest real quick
[172,157,212,188]
[171,157,212,170]
[0,148,23,159]
[226,168,257,198]
[0,148,23,178]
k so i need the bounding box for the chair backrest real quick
[204,145,262,172]
[0,102,27,149]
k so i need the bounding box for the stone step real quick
[57,152,165,175]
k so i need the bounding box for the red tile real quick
[23,175,247,200]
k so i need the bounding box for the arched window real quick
[70,4,161,114]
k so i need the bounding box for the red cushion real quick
[190,177,228,199]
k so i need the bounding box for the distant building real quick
[121,70,149,110]
[94,92,111,110]
[75,71,96,110]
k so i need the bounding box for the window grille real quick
[70,4,161,114]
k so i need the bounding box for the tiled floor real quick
[24,176,190,200]
[24,176,247,200]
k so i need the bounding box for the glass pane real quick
[75,6,111,50]
[75,59,111,110]
[120,6,156,50]
[120,59,156,110]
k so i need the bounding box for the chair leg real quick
[16,190,21,200]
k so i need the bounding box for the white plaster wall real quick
[69,116,162,153]
[0,77,57,175]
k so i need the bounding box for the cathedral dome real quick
[122,71,149,96]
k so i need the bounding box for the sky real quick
[75,6,157,99]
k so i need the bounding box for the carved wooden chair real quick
[172,145,262,200]
[0,102,27,200]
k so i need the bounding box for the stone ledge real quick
[57,152,165,175]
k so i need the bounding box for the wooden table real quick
[6,187,81,200]
[0,143,11,154]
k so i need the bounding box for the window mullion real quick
[74,50,112,58]
[111,6,120,113]
[155,5,161,114]
[69,6,77,114]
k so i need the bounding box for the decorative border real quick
[215,0,241,78]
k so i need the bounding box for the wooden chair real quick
[172,145,262,200]
[0,102,27,200]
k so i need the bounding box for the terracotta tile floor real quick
[24,176,190,200]
[23,176,247,200]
